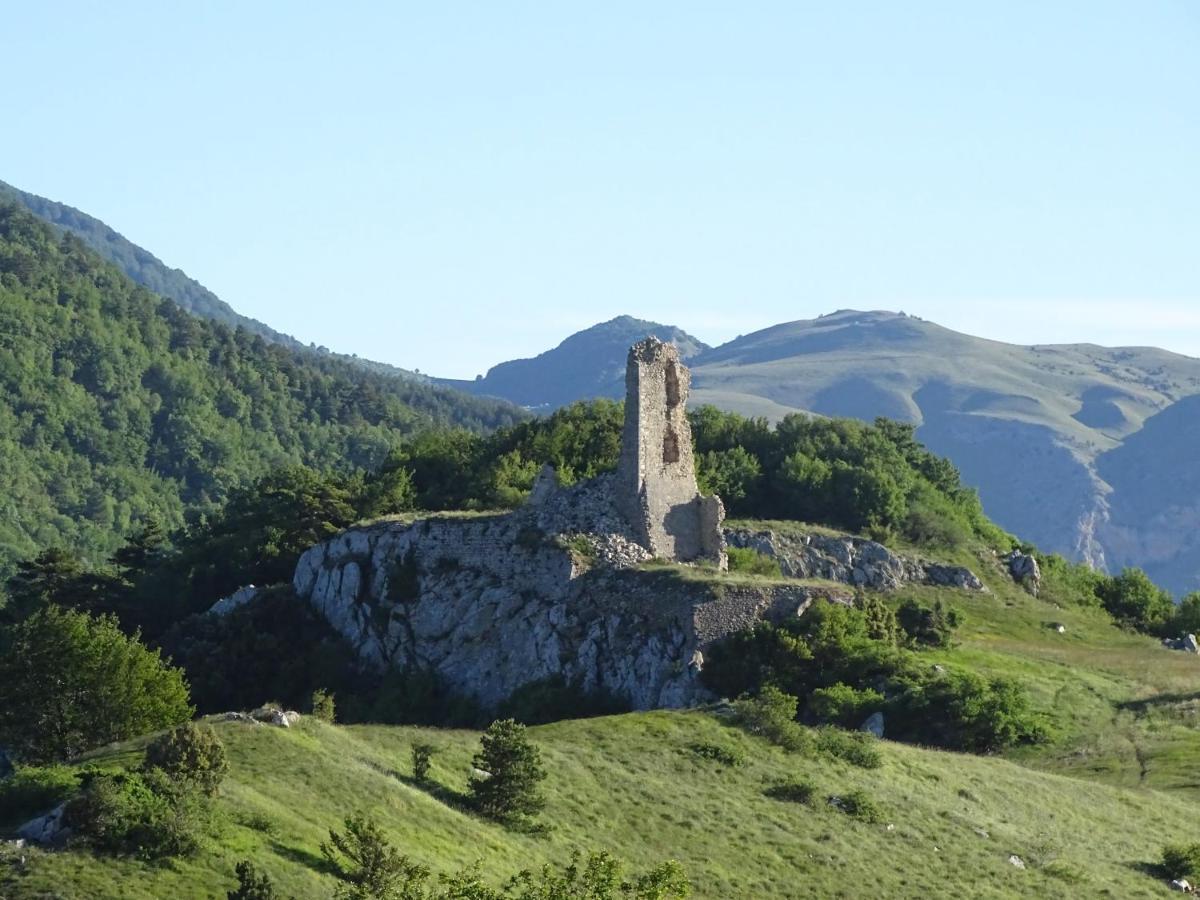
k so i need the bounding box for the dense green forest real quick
[0,179,298,347]
[0,201,522,581]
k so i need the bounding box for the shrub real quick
[1169,593,1200,637]
[66,769,205,859]
[814,728,883,769]
[143,722,228,796]
[1096,568,1174,632]
[832,789,883,823]
[731,685,811,753]
[0,765,78,827]
[764,780,816,805]
[411,743,435,784]
[0,606,193,763]
[807,683,884,728]
[321,814,428,900]
[895,671,1046,753]
[856,591,901,645]
[228,860,280,900]
[726,547,782,578]
[509,850,692,899]
[311,688,337,724]
[499,676,628,726]
[1162,844,1200,881]
[896,598,961,648]
[470,719,547,825]
[687,743,744,767]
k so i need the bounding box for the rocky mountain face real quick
[446,310,1200,595]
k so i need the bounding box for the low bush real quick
[1162,843,1200,881]
[143,722,228,796]
[0,765,78,827]
[498,676,628,726]
[726,547,783,577]
[705,602,1044,755]
[687,743,745,767]
[764,780,816,805]
[814,728,883,770]
[807,683,884,728]
[311,688,336,724]
[65,769,206,859]
[832,789,883,823]
[731,686,811,753]
[896,598,961,648]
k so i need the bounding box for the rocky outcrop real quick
[724,528,984,592]
[17,803,70,847]
[207,584,261,617]
[1005,551,1042,595]
[293,513,849,711]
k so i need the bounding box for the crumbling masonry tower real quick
[616,337,726,567]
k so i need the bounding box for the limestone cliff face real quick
[292,512,830,710]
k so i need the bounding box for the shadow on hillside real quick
[395,773,474,813]
[270,840,338,876]
[1117,691,1200,714]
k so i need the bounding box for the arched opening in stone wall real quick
[665,362,681,408]
[662,424,680,464]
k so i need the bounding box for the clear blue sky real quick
[5,2,1198,377]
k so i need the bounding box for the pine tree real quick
[469,719,546,825]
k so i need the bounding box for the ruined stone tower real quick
[616,337,726,566]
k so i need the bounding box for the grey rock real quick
[207,584,260,617]
[859,712,885,738]
[17,803,71,846]
[1008,855,1026,870]
[1006,550,1042,594]
[725,528,984,593]
[250,706,301,727]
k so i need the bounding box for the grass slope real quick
[6,539,1200,899]
[3,710,1193,900]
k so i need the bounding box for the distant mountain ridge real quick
[436,315,709,409]
[440,309,1200,595]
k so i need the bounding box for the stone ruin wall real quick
[615,337,726,566]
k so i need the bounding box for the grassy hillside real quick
[0,201,522,581]
[3,709,1192,899]
[4,535,1199,899]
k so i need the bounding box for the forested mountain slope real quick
[0,202,522,580]
[0,179,432,382]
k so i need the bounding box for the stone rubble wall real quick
[725,527,985,592]
[293,513,808,711]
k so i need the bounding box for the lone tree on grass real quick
[469,718,546,826]
[321,814,428,900]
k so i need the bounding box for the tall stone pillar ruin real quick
[616,337,727,567]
